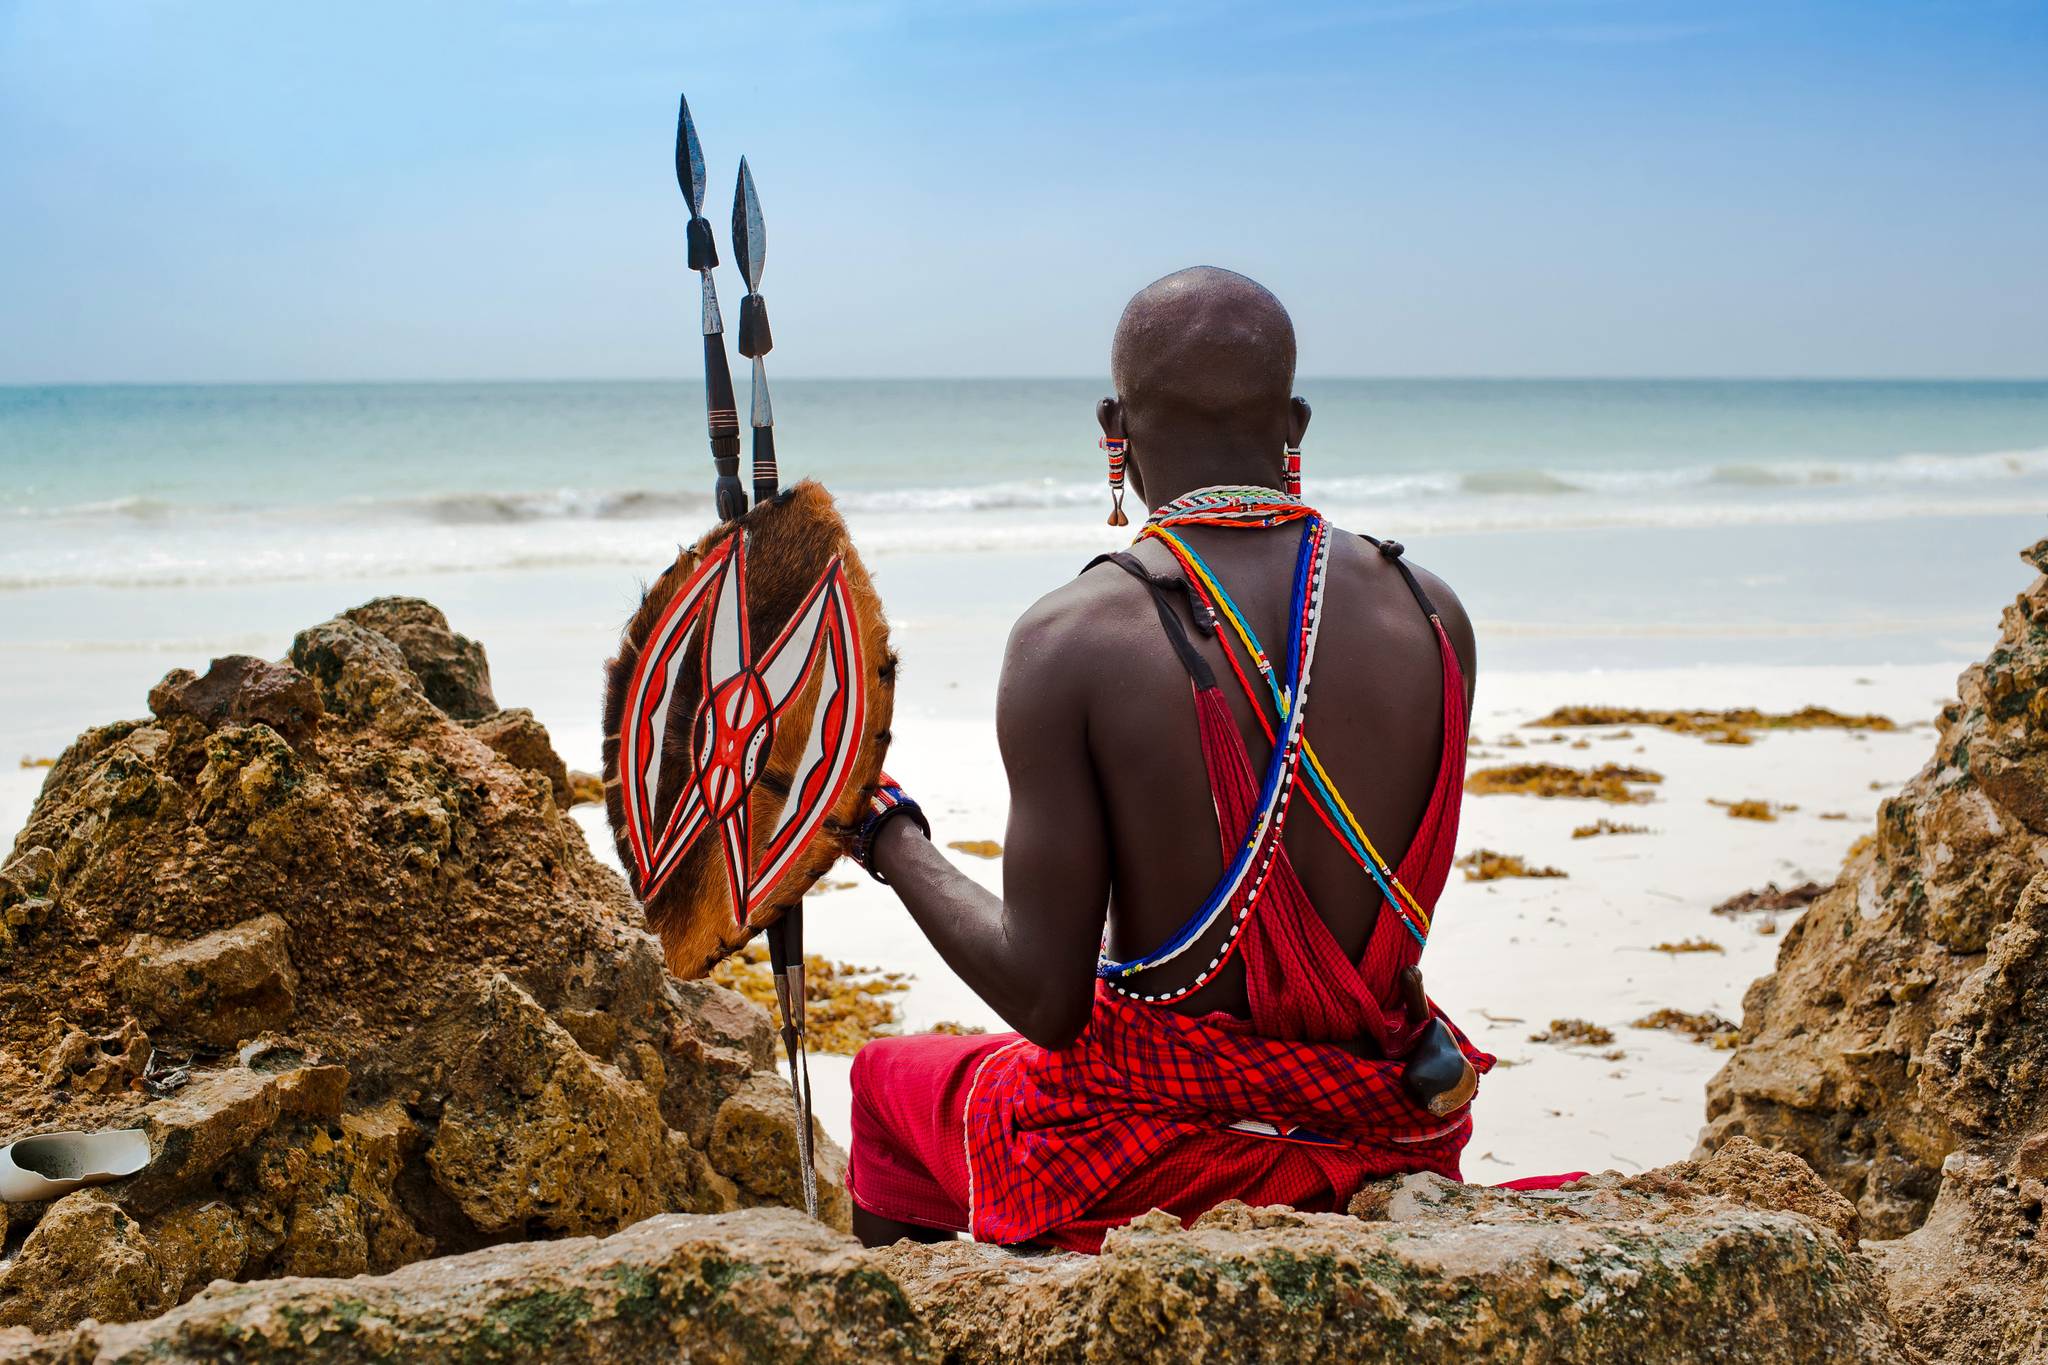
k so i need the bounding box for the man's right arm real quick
[868,590,1111,1047]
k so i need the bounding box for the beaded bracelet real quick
[849,779,930,884]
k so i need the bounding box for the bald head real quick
[1099,268,1306,504]
[1110,267,1296,423]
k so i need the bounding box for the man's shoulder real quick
[1006,560,1138,661]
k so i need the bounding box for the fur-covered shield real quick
[602,480,893,978]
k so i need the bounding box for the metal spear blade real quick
[733,157,766,293]
[675,93,707,216]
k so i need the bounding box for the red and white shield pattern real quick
[617,531,866,922]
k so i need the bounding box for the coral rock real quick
[0,597,825,1337]
[1703,539,2048,1360]
[0,1192,171,1336]
[710,1072,853,1232]
[147,656,324,751]
[465,707,573,810]
[423,974,737,1237]
[340,596,497,720]
[115,913,299,1048]
[0,1209,936,1365]
[884,1176,1913,1364]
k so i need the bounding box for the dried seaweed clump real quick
[712,945,911,1055]
[1456,849,1567,881]
[1633,1008,1740,1048]
[1652,937,1724,954]
[946,839,1003,859]
[1572,819,1652,839]
[1712,880,1828,917]
[1529,1018,1616,1047]
[927,1020,988,1036]
[1465,763,1663,803]
[1527,704,1896,744]
[1711,798,1794,821]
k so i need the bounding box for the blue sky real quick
[2,0,2043,381]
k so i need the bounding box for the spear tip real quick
[733,157,766,293]
[675,92,707,214]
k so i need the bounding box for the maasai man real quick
[841,266,1490,1251]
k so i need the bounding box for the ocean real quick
[3,378,2046,761]
[5,379,2047,585]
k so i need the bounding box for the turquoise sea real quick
[2,378,2045,758]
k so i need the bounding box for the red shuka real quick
[847,538,1489,1252]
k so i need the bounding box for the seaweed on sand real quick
[1711,798,1795,821]
[1572,819,1652,839]
[1465,763,1663,803]
[1529,1018,1615,1047]
[1652,937,1724,954]
[1633,1008,1740,1048]
[712,945,911,1055]
[1456,849,1566,881]
[1526,704,1896,744]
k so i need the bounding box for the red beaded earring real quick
[1101,437,1130,527]
[1283,442,1302,498]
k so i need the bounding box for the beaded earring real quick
[1101,437,1130,527]
[1283,442,1303,498]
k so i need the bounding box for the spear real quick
[732,157,778,506]
[675,95,745,523]
[733,154,815,1217]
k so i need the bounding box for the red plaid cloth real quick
[849,599,1488,1250]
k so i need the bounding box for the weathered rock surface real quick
[340,596,497,720]
[115,912,299,1048]
[0,599,839,1336]
[466,707,573,810]
[1703,539,2048,1362]
[894,1181,1909,1364]
[0,1210,933,1365]
[0,1159,1918,1365]
[147,656,326,751]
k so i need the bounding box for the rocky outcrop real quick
[0,1209,932,1365]
[1703,539,2048,1361]
[0,601,837,1336]
[0,1155,1913,1365]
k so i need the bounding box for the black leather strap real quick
[1358,533,1440,620]
[1083,552,1218,691]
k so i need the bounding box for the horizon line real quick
[6,373,2048,389]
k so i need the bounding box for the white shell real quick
[0,1128,151,1203]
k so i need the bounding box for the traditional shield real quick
[602,480,894,978]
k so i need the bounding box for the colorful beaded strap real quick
[1142,526,1432,944]
[1094,515,1331,999]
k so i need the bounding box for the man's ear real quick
[1288,396,1312,448]
[1096,397,1124,439]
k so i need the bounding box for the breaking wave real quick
[3,444,2044,590]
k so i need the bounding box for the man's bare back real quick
[1002,524,1476,1024]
